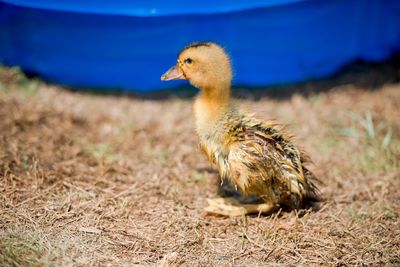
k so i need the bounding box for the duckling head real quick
[161,42,232,93]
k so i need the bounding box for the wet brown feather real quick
[199,108,320,209]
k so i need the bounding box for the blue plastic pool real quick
[1,0,400,92]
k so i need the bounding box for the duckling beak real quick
[161,64,185,81]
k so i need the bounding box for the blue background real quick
[1,0,400,92]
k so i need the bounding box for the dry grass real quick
[0,62,399,266]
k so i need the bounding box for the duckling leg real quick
[205,197,278,216]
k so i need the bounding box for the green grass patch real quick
[380,205,397,220]
[82,143,121,163]
[142,142,170,162]
[348,207,369,222]
[188,171,208,184]
[335,111,400,173]
[0,230,51,267]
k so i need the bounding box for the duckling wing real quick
[227,122,307,206]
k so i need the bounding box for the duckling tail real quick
[303,166,322,202]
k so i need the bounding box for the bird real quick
[161,42,320,216]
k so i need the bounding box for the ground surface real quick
[0,61,399,266]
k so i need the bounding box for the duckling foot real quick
[205,197,278,217]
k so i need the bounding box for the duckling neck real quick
[194,84,232,139]
[202,84,231,104]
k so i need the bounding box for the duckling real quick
[161,42,320,216]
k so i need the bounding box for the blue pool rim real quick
[1,0,400,92]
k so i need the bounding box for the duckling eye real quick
[185,58,193,64]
